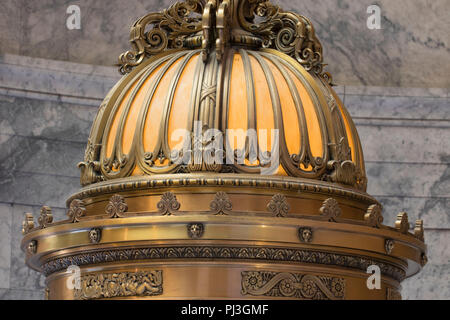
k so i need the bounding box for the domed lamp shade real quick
[21,0,426,300]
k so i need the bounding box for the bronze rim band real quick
[40,244,406,281]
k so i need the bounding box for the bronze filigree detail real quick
[323,136,366,190]
[267,194,290,217]
[157,192,181,215]
[105,194,128,218]
[241,271,345,300]
[364,204,383,228]
[298,227,313,243]
[385,239,395,255]
[37,206,53,229]
[74,271,163,300]
[325,160,358,187]
[395,212,409,234]
[78,138,104,186]
[89,228,102,244]
[67,199,87,223]
[237,0,328,78]
[27,240,37,255]
[78,161,103,187]
[187,223,205,239]
[210,192,232,215]
[414,219,424,241]
[22,213,35,235]
[118,0,205,73]
[319,198,341,222]
[119,0,332,79]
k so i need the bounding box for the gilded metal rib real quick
[100,54,174,179]
[260,52,315,171]
[133,51,189,174]
[268,50,332,165]
[159,51,199,168]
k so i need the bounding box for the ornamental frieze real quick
[241,271,345,300]
[74,271,163,300]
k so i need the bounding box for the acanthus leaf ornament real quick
[157,192,181,215]
[22,213,35,235]
[319,198,341,222]
[67,199,87,223]
[364,204,383,228]
[414,219,424,241]
[105,194,128,218]
[210,191,232,215]
[38,206,53,229]
[395,212,409,234]
[78,139,103,186]
[78,160,103,186]
[267,193,290,217]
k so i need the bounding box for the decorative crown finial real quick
[118,0,330,82]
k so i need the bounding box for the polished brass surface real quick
[21,0,427,300]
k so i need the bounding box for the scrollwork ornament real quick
[210,191,232,215]
[325,160,358,187]
[237,0,328,77]
[364,204,383,228]
[68,199,87,223]
[241,271,345,299]
[118,0,205,73]
[267,194,290,217]
[105,194,128,218]
[157,192,181,215]
[38,206,53,229]
[319,198,341,222]
[78,160,103,186]
[395,212,409,234]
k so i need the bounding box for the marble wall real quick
[0,52,448,299]
[0,0,449,88]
